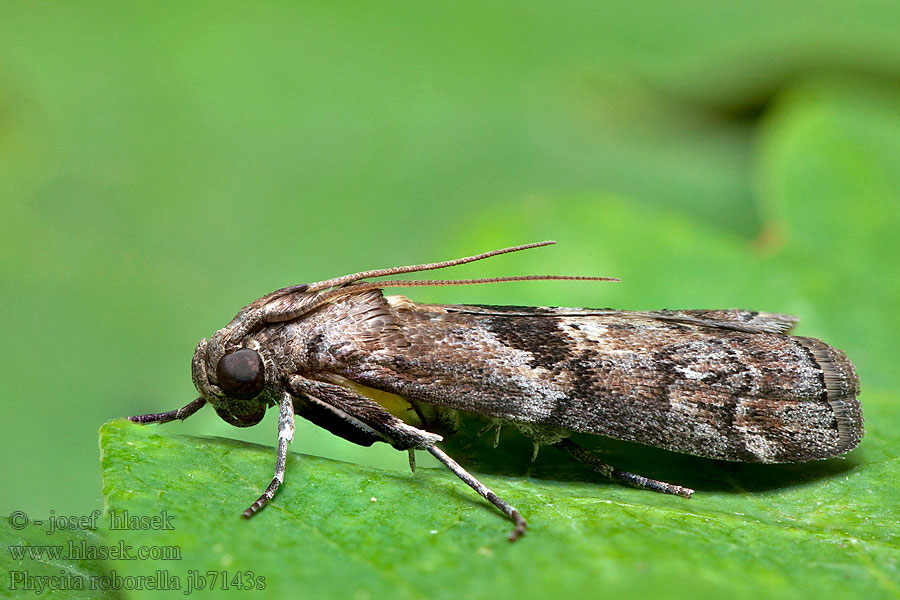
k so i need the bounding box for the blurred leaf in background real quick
[1,1,899,598]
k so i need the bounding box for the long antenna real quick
[243,241,618,329]
[304,240,558,292]
[308,273,618,308]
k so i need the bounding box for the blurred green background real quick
[2,2,899,598]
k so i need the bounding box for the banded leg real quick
[242,392,295,518]
[129,397,206,424]
[428,446,528,541]
[555,438,693,498]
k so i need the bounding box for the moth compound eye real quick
[215,349,265,400]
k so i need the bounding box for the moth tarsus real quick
[427,445,528,541]
[129,241,862,541]
[554,438,694,498]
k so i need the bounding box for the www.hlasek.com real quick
[9,538,181,562]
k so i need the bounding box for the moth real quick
[130,241,863,541]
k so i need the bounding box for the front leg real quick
[287,375,441,450]
[129,396,207,424]
[288,375,528,540]
[242,391,295,518]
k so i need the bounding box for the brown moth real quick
[130,241,863,540]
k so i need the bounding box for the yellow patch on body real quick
[323,373,423,427]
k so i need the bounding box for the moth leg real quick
[242,392,295,518]
[428,445,527,542]
[555,438,693,498]
[128,396,206,424]
[288,376,526,539]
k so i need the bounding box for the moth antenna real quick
[252,243,615,327]
[302,275,618,314]
[354,275,619,289]
[304,241,557,292]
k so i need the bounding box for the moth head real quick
[191,337,273,427]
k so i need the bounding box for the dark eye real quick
[215,349,265,399]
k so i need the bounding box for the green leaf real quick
[99,407,898,600]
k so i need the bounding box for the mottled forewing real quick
[333,297,861,464]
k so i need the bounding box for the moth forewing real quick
[129,242,862,542]
[326,300,861,464]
